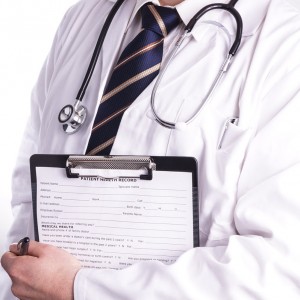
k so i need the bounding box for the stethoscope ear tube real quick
[185,3,243,56]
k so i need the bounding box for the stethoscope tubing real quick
[151,3,243,129]
[185,3,242,55]
[76,0,126,102]
[58,0,243,134]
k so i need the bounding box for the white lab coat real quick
[2,0,300,299]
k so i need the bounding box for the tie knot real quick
[141,4,181,37]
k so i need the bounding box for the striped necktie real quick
[86,3,180,155]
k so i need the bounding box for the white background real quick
[0,0,77,254]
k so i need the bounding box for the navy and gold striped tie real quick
[86,3,180,155]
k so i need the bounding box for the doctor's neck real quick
[159,0,184,5]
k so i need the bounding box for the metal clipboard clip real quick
[66,156,156,180]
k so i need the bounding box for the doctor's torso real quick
[29,0,298,245]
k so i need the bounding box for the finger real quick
[9,243,19,255]
[1,251,17,272]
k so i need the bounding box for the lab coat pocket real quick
[200,123,252,243]
[217,122,248,152]
[216,122,252,182]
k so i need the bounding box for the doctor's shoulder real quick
[51,0,115,53]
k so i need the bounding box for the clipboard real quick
[30,154,199,269]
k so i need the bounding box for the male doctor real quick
[2,0,300,299]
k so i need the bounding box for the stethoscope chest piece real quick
[58,100,87,134]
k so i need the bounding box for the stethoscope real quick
[58,0,242,134]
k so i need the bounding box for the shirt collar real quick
[126,0,169,30]
[109,0,271,39]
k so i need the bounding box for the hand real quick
[1,241,81,300]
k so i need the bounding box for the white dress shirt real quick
[2,0,300,299]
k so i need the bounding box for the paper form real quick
[35,167,194,269]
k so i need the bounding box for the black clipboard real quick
[30,154,199,253]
